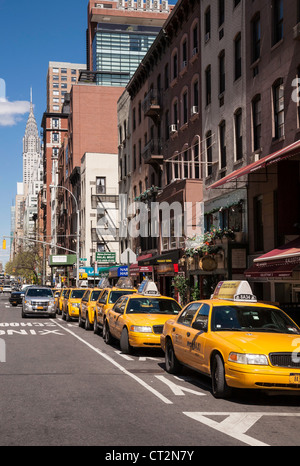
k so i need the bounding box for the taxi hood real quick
[215,331,300,354]
[126,313,174,326]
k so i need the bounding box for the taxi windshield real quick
[108,290,134,304]
[127,298,181,315]
[211,305,300,334]
[70,289,86,299]
[91,290,101,301]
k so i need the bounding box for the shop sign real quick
[198,256,217,271]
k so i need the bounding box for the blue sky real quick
[0,0,177,265]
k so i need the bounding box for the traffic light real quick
[2,239,6,250]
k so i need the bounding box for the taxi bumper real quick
[129,332,161,348]
[225,363,300,391]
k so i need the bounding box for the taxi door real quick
[172,303,202,362]
[186,303,211,372]
[107,297,127,339]
[96,289,109,325]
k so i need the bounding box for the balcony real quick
[142,89,161,123]
[142,139,164,167]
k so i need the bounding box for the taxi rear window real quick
[127,298,181,315]
[211,305,300,334]
[70,289,86,299]
[108,290,135,304]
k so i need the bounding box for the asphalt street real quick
[0,293,300,450]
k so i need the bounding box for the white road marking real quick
[183,412,300,446]
[115,350,134,361]
[51,319,173,405]
[155,375,206,396]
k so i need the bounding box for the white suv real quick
[22,286,56,318]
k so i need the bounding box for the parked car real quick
[22,286,56,318]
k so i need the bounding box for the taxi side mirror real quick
[192,320,207,332]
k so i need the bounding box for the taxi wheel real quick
[120,327,132,354]
[85,313,92,331]
[165,339,181,374]
[78,312,84,328]
[93,314,100,335]
[211,354,232,399]
[103,321,112,345]
[62,310,66,320]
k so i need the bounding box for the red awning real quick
[207,140,300,189]
[245,262,296,278]
[244,237,300,278]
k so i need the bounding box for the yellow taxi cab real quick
[93,278,137,335]
[79,288,102,330]
[54,289,62,313]
[58,288,69,315]
[161,280,300,399]
[104,280,182,354]
[62,287,87,321]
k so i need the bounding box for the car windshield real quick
[211,305,300,334]
[26,288,53,297]
[127,298,181,315]
[108,290,135,304]
[91,290,101,301]
[70,289,86,299]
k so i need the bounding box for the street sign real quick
[96,252,116,264]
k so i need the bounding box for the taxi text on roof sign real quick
[138,279,161,296]
[212,280,257,302]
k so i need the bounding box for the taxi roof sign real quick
[138,279,160,296]
[115,277,135,289]
[212,280,257,302]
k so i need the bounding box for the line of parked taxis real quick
[53,278,300,399]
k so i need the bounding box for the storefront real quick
[108,265,128,285]
[138,250,180,296]
[244,237,300,325]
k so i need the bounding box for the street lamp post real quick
[50,184,80,287]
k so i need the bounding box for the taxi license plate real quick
[289,373,300,384]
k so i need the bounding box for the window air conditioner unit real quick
[192,47,198,56]
[136,0,143,9]
[191,106,198,115]
[169,124,177,134]
[182,60,187,70]
[205,32,210,42]
[118,0,125,7]
[127,0,134,9]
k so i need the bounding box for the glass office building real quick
[92,24,161,86]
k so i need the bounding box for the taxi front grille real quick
[269,352,300,368]
[152,325,164,334]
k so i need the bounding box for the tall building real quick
[53,0,173,279]
[23,90,41,187]
[86,0,171,86]
[47,61,86,112]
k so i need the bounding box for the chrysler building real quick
[23,89,41,187]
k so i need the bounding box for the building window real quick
[132,108,136,131]
[234,108,243,160]
[165,110,169,140]
[182,90,188,125]
[206,130,213,177]
[254,195,264,251]
[173,99,178,126]
[138,101,141,124]
[172,50,178,80]
[205,65,211,106]
[52,133,59,143]
[273,0,283,45]
[205,6,211,42]
[252,13,261,63]
[252,95,261,151]
[164,63,169,90]
[219,0,225,27]
[181,37,187,69]
[133,144,136,170]
[219,120,226,169]
[96,177,106,194]
[219,50,225,95]
[192,78,199,111]
[192,20,199,53]
[273,79,284,140]
[138,139,142,165]
[52,118,59,129]
[234,33,242,80]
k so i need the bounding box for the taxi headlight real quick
[228,352,269,365]
[72,303,80,308]
[130,325,152,333]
